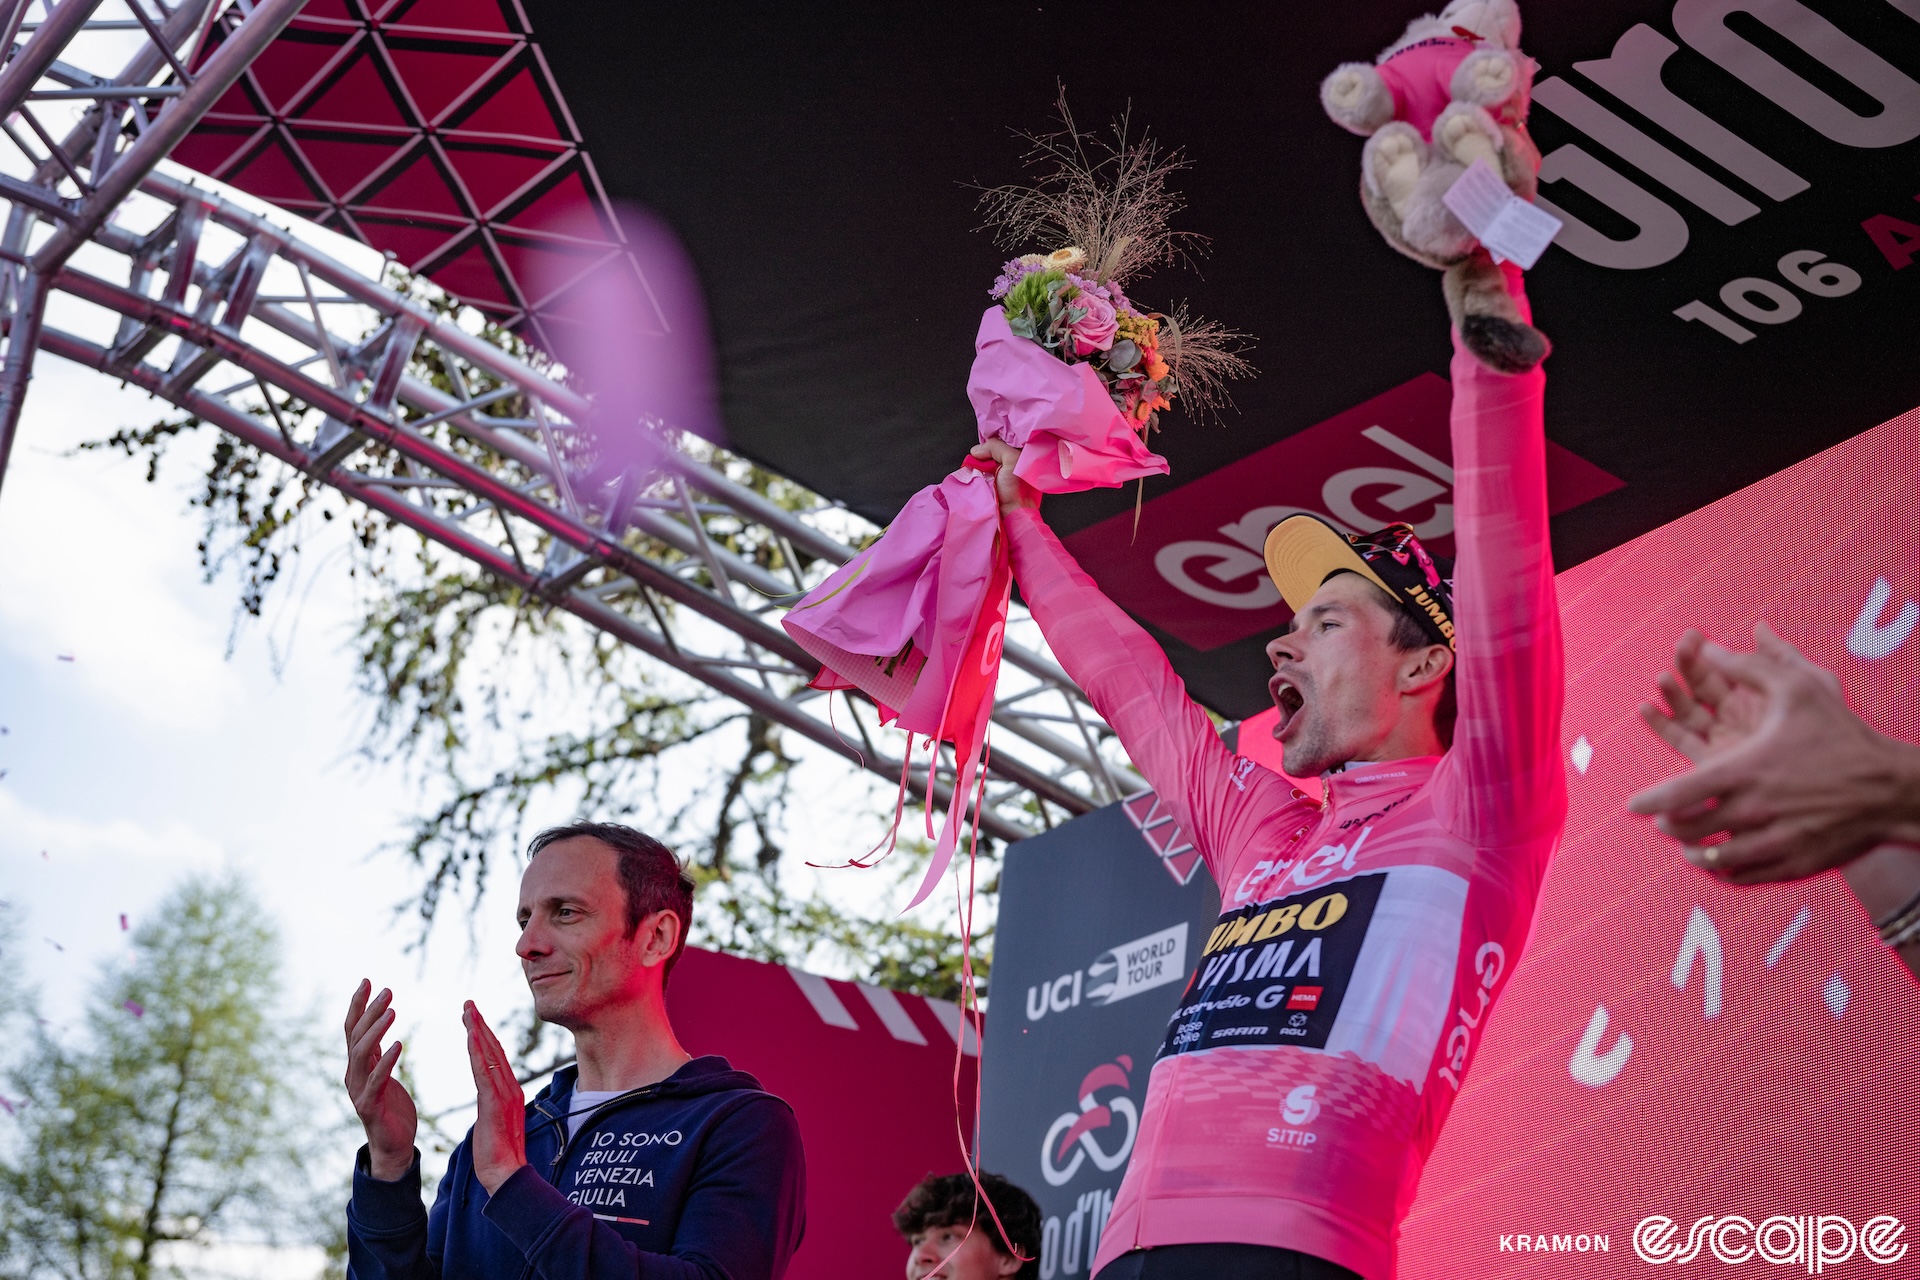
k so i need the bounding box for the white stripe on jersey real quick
[1325,864,1468,1089]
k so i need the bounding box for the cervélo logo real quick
[1062,374,1622,651]
[1633,1214,1908,1272]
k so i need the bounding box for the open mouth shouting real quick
[1270,672,1308,739]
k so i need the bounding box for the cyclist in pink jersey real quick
[971,264,1565,1280]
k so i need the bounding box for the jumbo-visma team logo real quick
[1041,1056,1139,1187]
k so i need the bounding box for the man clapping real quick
[343,823,806,1280]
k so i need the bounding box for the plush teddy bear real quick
[1320,0,1550,372]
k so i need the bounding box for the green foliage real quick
[1002,267,1067,342]
[0,877,320,1280]
[76,270,999,1002]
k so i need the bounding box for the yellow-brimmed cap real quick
[1262,514,1393,612]
[1263,515,1458,649]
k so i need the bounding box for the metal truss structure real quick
[0,1,1144,847]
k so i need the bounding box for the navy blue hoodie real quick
[347,1056,805,1280]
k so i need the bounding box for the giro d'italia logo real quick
[1633,1214,1907,1272]
[1040,1056,1139,1187]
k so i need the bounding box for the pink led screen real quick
[1386,408,1920,1275]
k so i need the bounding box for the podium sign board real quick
[980,801,1220,1279]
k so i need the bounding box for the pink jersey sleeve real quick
[1435,271,1569,849]
[1003,508,1295,880]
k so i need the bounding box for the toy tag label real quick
[1443,158,1562,269]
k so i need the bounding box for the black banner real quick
[979,798,1220,1279]
[527,0,1920,717]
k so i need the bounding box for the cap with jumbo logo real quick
[1262,516,1456,650]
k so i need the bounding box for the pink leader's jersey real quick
[1004,323,1567,1280]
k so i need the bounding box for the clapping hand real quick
[1632,627,1771,767]
[344,980,418,1181]
[464,1001,528,1194]
[1629,623,1913,884]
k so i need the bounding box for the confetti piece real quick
[0,1097,15,1116]
[43,937,63,952]
[123,1000,144,1018]
[56,654,74,662]
[119,914,128,931]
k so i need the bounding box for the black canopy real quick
[218,0,1920,715]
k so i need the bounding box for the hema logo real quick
[1633,1215,1908,1271]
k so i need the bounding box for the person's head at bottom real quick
[894,1172,1041,1280]
[1262,517,1458,777]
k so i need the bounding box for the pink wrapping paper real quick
[783,307,1168,906]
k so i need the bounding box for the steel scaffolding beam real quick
[0,2,1144,846]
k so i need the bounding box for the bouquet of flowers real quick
[976,99,1253,438]
[994,256,1175,426]
[783,98,1252,908]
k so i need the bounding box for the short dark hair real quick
[526,822,695,980]
[1325,569,1458,749]
[892,1172,1041,1280]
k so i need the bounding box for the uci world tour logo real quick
[1040,1056,1139,1187]
[1633,1214,1907,1272]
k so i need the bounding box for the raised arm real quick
[1436,266,1567,848]
[999,497,1298,878]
